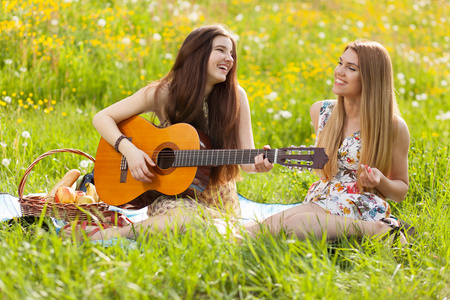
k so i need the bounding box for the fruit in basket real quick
[75,190,86,198]
[85,183,99,202]
[46,169,81,199]
[76,195,96,204]
[55,186,76,203]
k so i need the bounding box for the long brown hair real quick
[317,40,399,188]
[152,24,241,185]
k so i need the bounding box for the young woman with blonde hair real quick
[246,40,412,243]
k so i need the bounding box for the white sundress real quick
[303,100,391,221]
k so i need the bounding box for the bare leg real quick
[245,203,403,242]
[64,207,200,241]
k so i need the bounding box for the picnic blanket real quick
[0,193,301,224]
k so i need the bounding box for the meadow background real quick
[1,0,450,298]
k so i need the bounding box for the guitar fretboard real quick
[172,149,277,167]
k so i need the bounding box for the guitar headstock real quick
[276,147,328,169]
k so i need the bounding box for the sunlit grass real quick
[1,0,450,298]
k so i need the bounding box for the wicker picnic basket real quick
[18,148,109,222]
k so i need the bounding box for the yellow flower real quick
[18,119,23,123]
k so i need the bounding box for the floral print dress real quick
[303,100,391,221]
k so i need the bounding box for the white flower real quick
[138,39,146,46]
[0,142,6,147]
[409,24,416,30]
[76,108,83,114]
[441,80,448,87]
[254,5,261,12]
[318,32,326,39]
[4,96,11,103]
[409,78,416,84]
[152,33,162,41]
[20,67,27,72]
[297,39,304,46]
[266,108,274,113]
[341,24,349,31]
[411,101,419,107]
[12,16,19,23]
[396,73,405,80]
[115,61,123,69]
[318,21,326,27]
[326,79,332,85]
[356,21,364,28]
[392,25,399,31]
[22,142,28,147]
[265,92,278,101]
[2,158,10,167]
[235,13,243,22]
[51,19,58,26]
[140,69,147,75]
[187,11,199,22]
[435,111,450,121]
[399,87,406,94]
[164,53,173,60]
[152,16,160,22]
[272,3,279,11]
[122,37,131,45]
[22,131,31,139]
[80,160,89,168]
[341,37,348,43]
[97,19,106,27]
[279,110,293,119]
[4,59,13,65]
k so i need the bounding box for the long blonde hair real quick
[317,40,399,185]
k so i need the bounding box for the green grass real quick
[1,0,450,298]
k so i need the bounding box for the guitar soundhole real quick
[157,148,175,170]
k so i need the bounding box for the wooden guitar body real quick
[94,116,211,206]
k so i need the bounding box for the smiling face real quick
[332,48,362,101]
[205,35,234,91]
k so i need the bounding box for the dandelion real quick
[341,37,348,43]
[399,87,406,94]
[0,142,6,147]
[318,21,326,27]
[51,19,58,26]
[2,158,10,167]
[409,24,416,30]
[187,11,199,22]
[356,21,364,28]
[318,32,326,39]
[326,79,332,85]
[122,37,131,45]
[409,78,416,84]
[266,108,274,113]
[278,110,293,119]
[341,24,349,31]
[115,61,123,69]
[20,67,27,72]
[80,160,90,168]
[4,59,13,65]
[97,19,106,27]
[411,101,419,107]
[22,131,31,138]
[139,39,146,46]
[140,69,147,76]
[397,73,405,80]
[22,142,28,147]
[297,39,304,46]
[273,3,279,11]
[235,13,243,22]
[392,25,399,31]
[441,80,448,87]
[435,111,450,121]
[76,108,83,114]
[255,5,261,12]
[152,33,162,41]
[164,53,173,60]
[265,91,278,101]
[4,96,11,103]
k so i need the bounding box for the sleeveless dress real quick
[145,100,241,220]
[303,100,391,221]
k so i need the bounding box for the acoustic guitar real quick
[94,115,328,206]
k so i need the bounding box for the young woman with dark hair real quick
[64,24,273,240]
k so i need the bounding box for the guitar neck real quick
[172,149,277,167]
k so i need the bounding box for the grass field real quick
[1,0,450,298]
